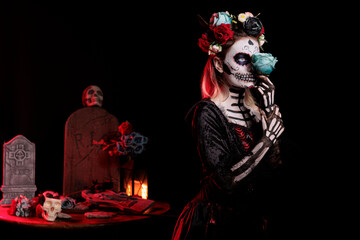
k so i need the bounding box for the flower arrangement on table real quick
[93,121,149,195]
[8,191,75,221]
[7,186,153,222]
[94,120,148,159]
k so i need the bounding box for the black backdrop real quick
[0,1,350,237]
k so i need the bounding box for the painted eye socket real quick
[234,53,251,66]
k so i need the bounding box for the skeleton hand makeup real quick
[261,105,284,144]
[231,106,284,182]
[222,37,260,89]
[256,75,275,115]
[82,85,104,107]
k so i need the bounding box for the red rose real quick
[118,121,133,136]
[259,26,265,37]
[35,204,43,218]
[8,199,17,215]
[212,24,233,45]
[198,34,211,53]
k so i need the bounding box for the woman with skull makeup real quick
[172,12,284,240]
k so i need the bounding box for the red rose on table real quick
[35,204,43,217]
[118,121,133,136]
[212,24,233,45]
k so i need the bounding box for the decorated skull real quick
[222,37,260,88]
[82,85,104,107]
[42,197,62,221]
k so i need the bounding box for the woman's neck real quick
[211,86,254,128]
[212,85,245,102]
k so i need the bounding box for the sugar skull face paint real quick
[223,37,260,88]
[234,52,251,66]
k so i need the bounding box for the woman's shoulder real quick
[185,98,220,122]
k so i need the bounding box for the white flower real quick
[208,44,222,55]
[244,12,254,17]
[258,34,266,47]
[238,12,254,23]
[238,13,247,23]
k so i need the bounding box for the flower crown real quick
[198,11,266,55]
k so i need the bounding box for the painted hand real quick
[256,75,275,115]
[231,105,284,183]
[261,105,284,144]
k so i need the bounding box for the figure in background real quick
[81,85,104,108]
[172,11,284,239]
[63,85,120,196]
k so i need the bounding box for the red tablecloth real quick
[0,201,170,229]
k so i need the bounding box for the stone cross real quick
[1,135,37,205]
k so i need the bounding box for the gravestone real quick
[0,135,37,205]
[63,107,120,195]
[63,86,120,196]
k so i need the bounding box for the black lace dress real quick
[172,99,281,240]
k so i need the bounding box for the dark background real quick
[0,1,350,238]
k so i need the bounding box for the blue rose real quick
[134,145,144,154]
[211,12,232,27]
[61,196,76,209]
[252,53,278,75]
[117,132,148,155]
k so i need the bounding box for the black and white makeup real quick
[221,37,260,89]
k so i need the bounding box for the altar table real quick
[0,201,170,229]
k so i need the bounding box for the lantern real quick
[122,165,148,199]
